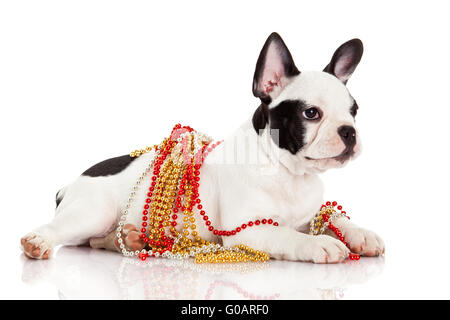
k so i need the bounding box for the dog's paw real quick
[115,224,146,252]
[21,233,53,260]
[342,226,384,257]
[299,235,350,264]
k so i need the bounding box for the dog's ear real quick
[252,32,300,104]
[323,39,363,84]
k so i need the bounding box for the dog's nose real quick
[338,125,356,148]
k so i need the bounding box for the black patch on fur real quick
[252,103,269,134]
[350,100,358,118]
[55,190,62,208]
[267,100,308,154]
[82,154,136,177]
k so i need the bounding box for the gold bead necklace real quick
[116,124,272,264]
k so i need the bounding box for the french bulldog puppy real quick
[21,33,384,263]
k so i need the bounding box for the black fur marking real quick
[82,154,137,177]
[252,103,269,134]
[252,32,300,104]
[350,100,358,118]
[268,100,308,154]
[55,190,62,208]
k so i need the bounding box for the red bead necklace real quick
[125,124,359,263]
[312,201,360,261]
[133,124,279,262]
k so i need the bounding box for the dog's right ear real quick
[252,32,300,104]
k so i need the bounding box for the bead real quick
[310,201,361,262]
[119,125,273,264]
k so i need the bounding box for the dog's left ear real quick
[252,32,300,104]
[323,39,363,84]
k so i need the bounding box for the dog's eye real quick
[302,107,320,120]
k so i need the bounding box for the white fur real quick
[21,68,383,263]
[272,71,361,168]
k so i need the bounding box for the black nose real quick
[338,125,356,148]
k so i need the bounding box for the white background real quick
[1,0,449,299]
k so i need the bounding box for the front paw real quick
[342,227,385,257]
[299,235,350,264]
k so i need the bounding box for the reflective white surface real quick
[18,246,384,300]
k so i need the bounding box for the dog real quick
[21,32,384,263]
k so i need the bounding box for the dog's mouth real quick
[305,148,355,163]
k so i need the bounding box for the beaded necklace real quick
[310,202,360,260]
[117,124,276,263]
[116,124,359,263]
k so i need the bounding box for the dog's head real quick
[252,33,363,173]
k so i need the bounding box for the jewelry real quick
[116,124,277,263]
[310,201,360,260]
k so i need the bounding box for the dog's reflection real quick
[21,246,384,299]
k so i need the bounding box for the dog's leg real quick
[21,199,118,260]
[325,217,385,257]
[221,225,350,263]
